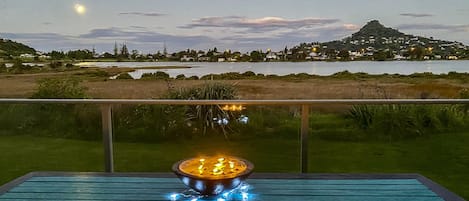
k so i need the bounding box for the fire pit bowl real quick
[172,156,254,195]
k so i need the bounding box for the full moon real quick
[74,4,86,15]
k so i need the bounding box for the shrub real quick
[348,105,375,129]
[348,104,467,140]
[113,105,188,142]
[49,61,63,69]
[141,71,170,80]
[32,77,88,99]
[0,63,6,73]
[188,75,199,80]
[65,63,75,68]
[242,71,256,77]
[175,74,186,80]
[0,77,97,140]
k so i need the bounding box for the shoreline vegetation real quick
[2,61,469,80]
[135,70,469,81]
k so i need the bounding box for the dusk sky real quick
[1,0,469,53]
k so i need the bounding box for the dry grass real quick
[0,72,468,100]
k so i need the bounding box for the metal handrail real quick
[1,98,468,173]
[1,98,469,105]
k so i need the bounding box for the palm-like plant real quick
[166,82,237,137]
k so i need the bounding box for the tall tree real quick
[113,42,119,57]
[120,43,129,58]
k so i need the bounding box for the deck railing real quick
[1,98,469,173]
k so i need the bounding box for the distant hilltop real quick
[0,38,36,58]
[323,20,466,51]
[294,20,468,61]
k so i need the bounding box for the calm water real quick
[77,61,469,79]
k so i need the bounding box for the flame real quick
[179,156,248,179]
[221,105,246,111]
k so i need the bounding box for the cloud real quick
[397,23,469,32]
[79,27,213,44]
[219,24,359,50]
[1,32,69,40]
[180,16,340,32]
[1,27,216,52]
[400,13,434,18]
[0,32,92,51]
[119,12,165,17]
[42,22,52,25]
[0,19,359,52]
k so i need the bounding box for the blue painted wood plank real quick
[0,193,445,201]
[28,177,423,185]
[17,183,185,190]
[247,179,422,185]
[0,192,168,200]
[28,177,177,183]
[0,176,447,201]
[11,184,429,191]
[6,188,438,196]
[254,195,445,201]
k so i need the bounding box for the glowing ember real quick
[179,156,248,179]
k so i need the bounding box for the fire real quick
[221,105,245,112]
[179,156,248,179]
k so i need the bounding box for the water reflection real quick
[76,60,469,79]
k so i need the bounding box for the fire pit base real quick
[169,182,252,201]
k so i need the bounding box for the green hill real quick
[321,20,464,52]
[351,20,406,39]
[0,38,36,57]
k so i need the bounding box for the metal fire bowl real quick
[172,157,254,195]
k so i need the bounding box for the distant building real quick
[180,55,195,62]
[198,57,210,62]
[265,52,278,60]
[393,55,406,60]
[19,54,35,59]
[448,56,458,60]
[217,58,225,62]
[38,55,51,59]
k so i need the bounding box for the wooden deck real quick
[0,172,464,201]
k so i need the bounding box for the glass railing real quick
[1,98,469,198]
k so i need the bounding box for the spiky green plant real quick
[348,105,375,129]
[166,82,237,138]
[348,103,468,140]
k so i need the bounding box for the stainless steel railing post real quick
[300,104,310,173]
[100,104,114,173]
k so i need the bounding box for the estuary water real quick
[77,60,469,79]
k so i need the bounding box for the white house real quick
[265,52,278,60]
[393,55,406,60]
[19,54,35,59]
[448,56,458,60]
[180,55,195,62]
[198,57,210,62]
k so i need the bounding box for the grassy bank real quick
[0,133,468,199]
